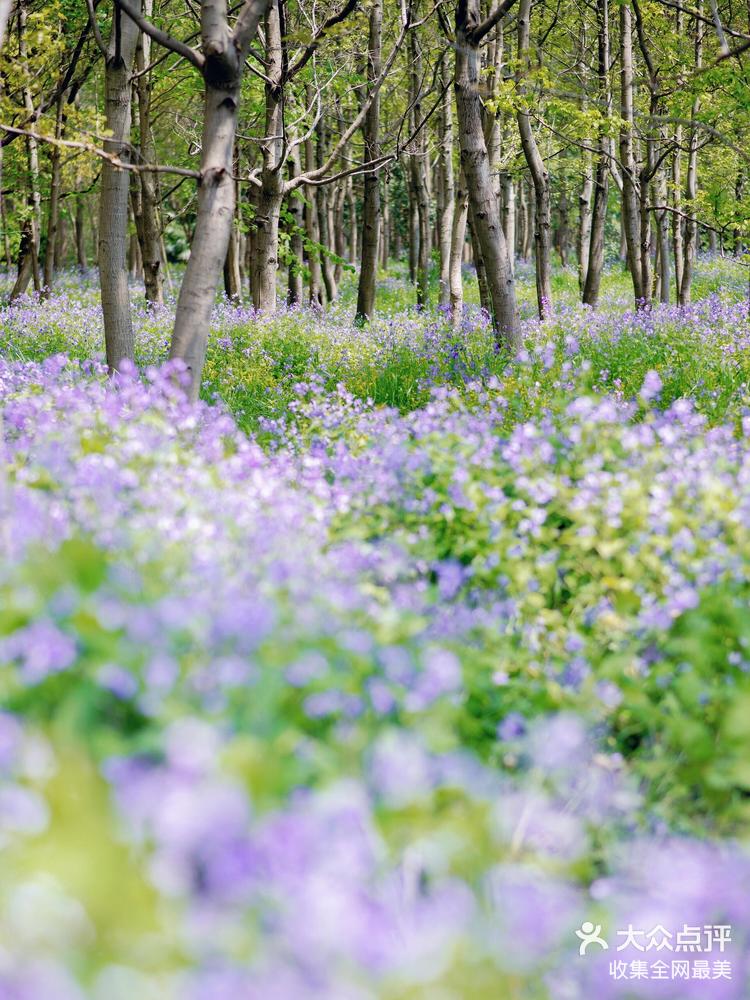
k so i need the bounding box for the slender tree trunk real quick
[223,215,242,301]
[169,1,267,400]
[304,131,324,307]
[502,171,516,271]
[355,0,382,323]
[619,2,644,304]
[252,0,285,312]
[679,3,702,305]
[134,0,164,305]
[672,137,684,294]
[672,6,685,296]
[381,173,390,270]
[347,176,358,263]
[410,24,431,308]
[316,122,337,302]
[286,148,304,306]
[43,94,65,295]
[467,206,491,315]
[578,154,593,290]
[583,0,611,306]
[10,1,41,302]
[99,1,141,370]
[517,0,552,317]
[437,57,455,308]
[455,0,519,349]
[408,174,418,283]
[333,179,346,285]
[556,183,569,266]
[0,82,9,271]
[54,209,68,269]
[655,159,670,303]
[518,179,528,259]
[75,196,87,269]
[450,167,469,324]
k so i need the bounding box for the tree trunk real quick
[455,0,519,349]
[583,0,611,307]
[655,162,670,303]
[169,1,267,400]
[578,156,593,292]
[223,217,242,301]
[409,25,431,309]
[75,196,87,269]
[304,132,324,307]
[252,0,285,312]
[316,121,337,302]
[347,176,358,264]
[355,0,382,323]
[10,0,41,302]
[99,1,141,370]
[619,2,644,304]
[517,0,552,318]
[43,94,66,295]
[55,209,68,269]
[134,0,164,305]
[679,3,702,305]
[501,171,516,271]
[286,148,305,306]
[381,173,390,269]
[437,56,455,308]
[333,179,346,285]
[556,183,569,266]
[450,167,469,324]
[408,173,418,283]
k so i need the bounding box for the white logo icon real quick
[576,921,609,956]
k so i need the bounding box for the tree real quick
[455,0,520,350]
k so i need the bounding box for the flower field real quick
[2,262,750,998]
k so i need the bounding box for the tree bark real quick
[619,2,645,304]
[316,120,338,302]
[355,0,382,323]
[517,0,552,318]
[437,56,455,308]
[409,23,431,308]
[75,196,87,269]
[134,0,164,305]
[455,0,520,349]
[678,2,702,305]
[43,93,65,295]
[169,0,267,400]
[450,167,469,324]
[252,0,285,312]
[582,0,611,306]
[10,0,41,302]
[304,130,324,307]
[99,1,141,370]
[286,147,305,306]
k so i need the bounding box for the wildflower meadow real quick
[0,260,749,998]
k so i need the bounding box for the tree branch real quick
[115,0,205,70]
[233,0,269,55]
[85,0,108,59]
[0,123,201,178]
[469,0,520,45]
[286,0,359,79]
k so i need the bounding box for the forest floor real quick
[1,256,750,998]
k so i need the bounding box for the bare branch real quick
[469,0,520,45]
[115,0,205,70]
[290,6,412,189]
[0,123,201,178]
[85,0,108,58]
[233,0,269,55]
[286,0,359,80]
